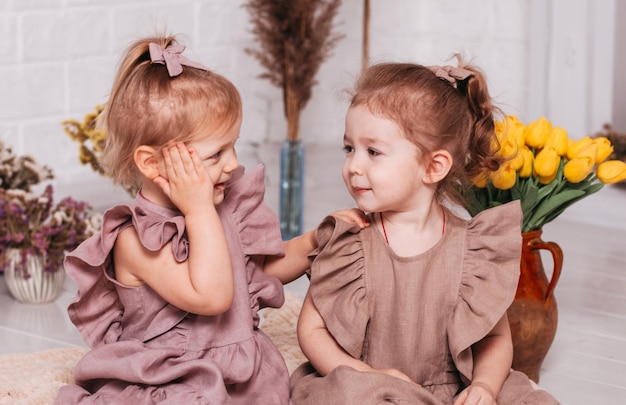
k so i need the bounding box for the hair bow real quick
[148,43,209,77]
[429,65,473,87]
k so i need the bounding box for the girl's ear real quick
[134,146,161,180]
[423,149,453,184]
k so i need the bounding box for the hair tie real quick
[148,43,210,77]
[429,65,473,88]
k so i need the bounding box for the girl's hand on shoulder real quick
[453,382,496,405]
[154,143,214,214]
[330,208,370,228]
[307,208,369,250]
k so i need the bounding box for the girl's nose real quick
[347,156,363,175]
[224,150,239,173]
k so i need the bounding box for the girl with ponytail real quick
[291,57,560,405]
[55,34,367,404]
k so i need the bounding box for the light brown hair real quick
[349,57,502,205]
[100,35,242,189]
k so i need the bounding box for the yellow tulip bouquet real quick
[464,116,626,232]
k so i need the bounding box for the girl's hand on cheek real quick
[156,143,214,214]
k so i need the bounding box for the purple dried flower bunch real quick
[0,140,53,192]
[0,141,101,278]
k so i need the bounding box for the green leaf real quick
[540,183,604,225]
[511,173,525,200]
[520,181,539,215]
[525,189,586,231]
[463,186,490,217]
[584,182,605,195]
[535,177,561,202]
[570,178,602,193]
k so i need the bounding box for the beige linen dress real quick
[290,201,560,404]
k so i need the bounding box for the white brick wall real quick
[1,0,623,229]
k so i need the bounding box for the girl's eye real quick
[342,145,354,154]
[367,148,380,156]
[208,151,222,160]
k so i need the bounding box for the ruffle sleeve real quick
[308,216,368,359]
[65,200,188,348]
[448,200,522,380]
[219,165,285,311]
[221,164,284,258]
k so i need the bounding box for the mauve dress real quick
[290,201,560,404]
[54,165,290,405]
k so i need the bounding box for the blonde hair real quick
[100,35,242,189]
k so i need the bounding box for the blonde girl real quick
[56,35,365,404]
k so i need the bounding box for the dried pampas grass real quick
[244,0,344,141]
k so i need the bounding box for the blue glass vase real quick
[279,139,304,240]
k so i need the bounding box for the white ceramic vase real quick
[3,248,65,304]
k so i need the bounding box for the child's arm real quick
[298,291,414,384]
[264,209,369,284]
[453,314,513,405]
[263,230,317,284]
[297,291,373,375]
[114,143,234,316]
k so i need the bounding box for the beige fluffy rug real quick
[0,293,306,405]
